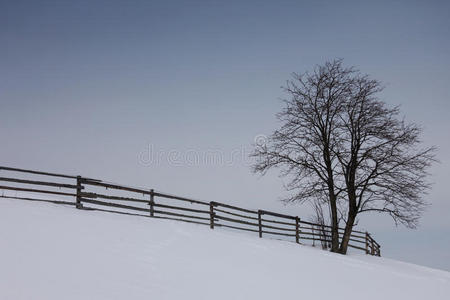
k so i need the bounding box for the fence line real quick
[0,166,381,256]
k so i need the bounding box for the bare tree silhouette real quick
[252,59,436,254]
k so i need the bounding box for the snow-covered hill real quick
[1,198,449,300]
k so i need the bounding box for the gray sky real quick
[1,0,449,270]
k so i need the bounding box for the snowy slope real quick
[1,198,449,300]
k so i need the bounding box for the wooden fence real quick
[0,166,381,256]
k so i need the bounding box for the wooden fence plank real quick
[212,201,258,214]
[215,215,259,227]
[0,177,81,189]
[348,244,367,252]
[259,209,297,220]
[154,192,209,206]
[0,185,77,197]
[82,207,211,226]
[82,179,149,195]
[214,208,259,221]
[80,198,147,212]
[261,218,296,226]
[81,192,148,203]
[0,195,77,206]
[153,209,211,221]
[153,203,209,214]
[261,230,296,237]
[0,166,78,179]
[261,223,296,232]
[215,224,260,233]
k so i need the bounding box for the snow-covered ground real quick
[1,198,449,300]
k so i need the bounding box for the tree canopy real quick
[252,59,436,254]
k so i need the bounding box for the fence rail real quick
[0,166,381,256]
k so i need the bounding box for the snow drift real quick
[1,198,449,300]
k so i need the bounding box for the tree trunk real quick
[329,193,340,252]
[338,212,356,254]
[324,144,340,253]
[339,188,358,254]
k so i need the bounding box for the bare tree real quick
[251,59,436,254]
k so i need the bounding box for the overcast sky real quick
[1,0,449,270]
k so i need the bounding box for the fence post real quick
[370,236,375,255]
[149,189,155,217]
[258,210,262,238]
[76,176,83,209]
[209,202,215,229]
[311,225,315,247]
[295,217,300,244]
[365,232,369,254]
